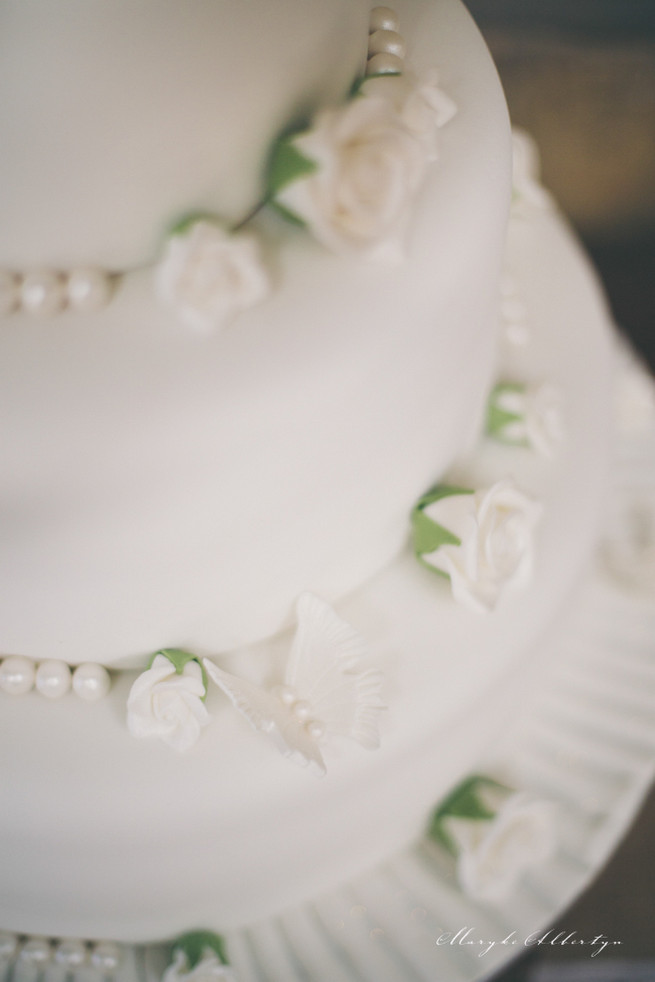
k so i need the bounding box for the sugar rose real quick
[416,481,542,612]
[361,69,456,161]
[274,93,429,258]
[156,220,270,332]
[127,653,210,752]
[444,791,556,902]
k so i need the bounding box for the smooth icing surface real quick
[0,162,614,942]
[0,0,370,268]
[0,0,511,666]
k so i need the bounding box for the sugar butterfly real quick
[203,593,385,776]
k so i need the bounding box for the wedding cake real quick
[0,1,623,979]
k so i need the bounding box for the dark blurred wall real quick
[466,1,655,370]
[467,1,655,38]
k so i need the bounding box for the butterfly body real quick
[203,594,385,776]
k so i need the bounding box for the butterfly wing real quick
[285,593,385,749]
[202,658,326,775]
[203,658,280,732]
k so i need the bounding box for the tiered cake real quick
[0,0,617,977]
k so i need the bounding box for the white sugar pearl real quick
[36,659,72,699]
[368,29,406,60]
[55,939,88,969]
[370,6,400,33]
[72,662,111,702]
[21,268,67,316]
[0,655,36,695]
[291,699,312,722]
[19,938,52,966]
[366,52,404,76]
[67,267,113,312]
[504,320,531,347]
[306,719,325,741]
[0,932,19,961]
[273,684,296,706]
[0,268,20,315]
[91,941,122,973]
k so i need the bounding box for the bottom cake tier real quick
[3,142,655,982]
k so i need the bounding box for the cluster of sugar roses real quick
[158,49,455,331]
[409,131,567,615]
[409,385,563,613]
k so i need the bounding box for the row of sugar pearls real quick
[57,937,124,974]
[367,6,405,75]
[0,656,111,701]
[500,272,530,347]
[0,266,113,316]
[0,934,122,975]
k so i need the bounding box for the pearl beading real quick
[500,272,530,347]
[0,932,122,978]
[366,7,406,76]
[272,684,327,742]
[0,266,114,317]
[0,656,111,702]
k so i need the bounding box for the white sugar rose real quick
[156,220,270,333]
[443,792,556,903]
[489,382,564,458]
[127,653,210,752]
[274,93,428,258]
[361,69,456,161]
[163,950,237,982]
[418,481,542,612]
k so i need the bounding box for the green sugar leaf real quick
[171,931,229,970]
[148,648,209,701]
[411,485,473,559]
[412,508,460,556]
[438,775,500,820]
[351,71,401,96]
[268,200,307,228]
[427,775,503,853]
[486,402,523,436]
[414,484,474,511]
[167,213,221,238]
[486,382,526,439]
[267,136,318,198]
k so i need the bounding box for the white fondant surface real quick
[0,194,614,940]
[0,0,511,665]
[0,0,369,267]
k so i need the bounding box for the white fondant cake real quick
[0,0,619,973]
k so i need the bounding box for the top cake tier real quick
[0,0,511,665]
[0,0,369,268]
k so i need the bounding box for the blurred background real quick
[469,0,655,372]
[463,3,655,979]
